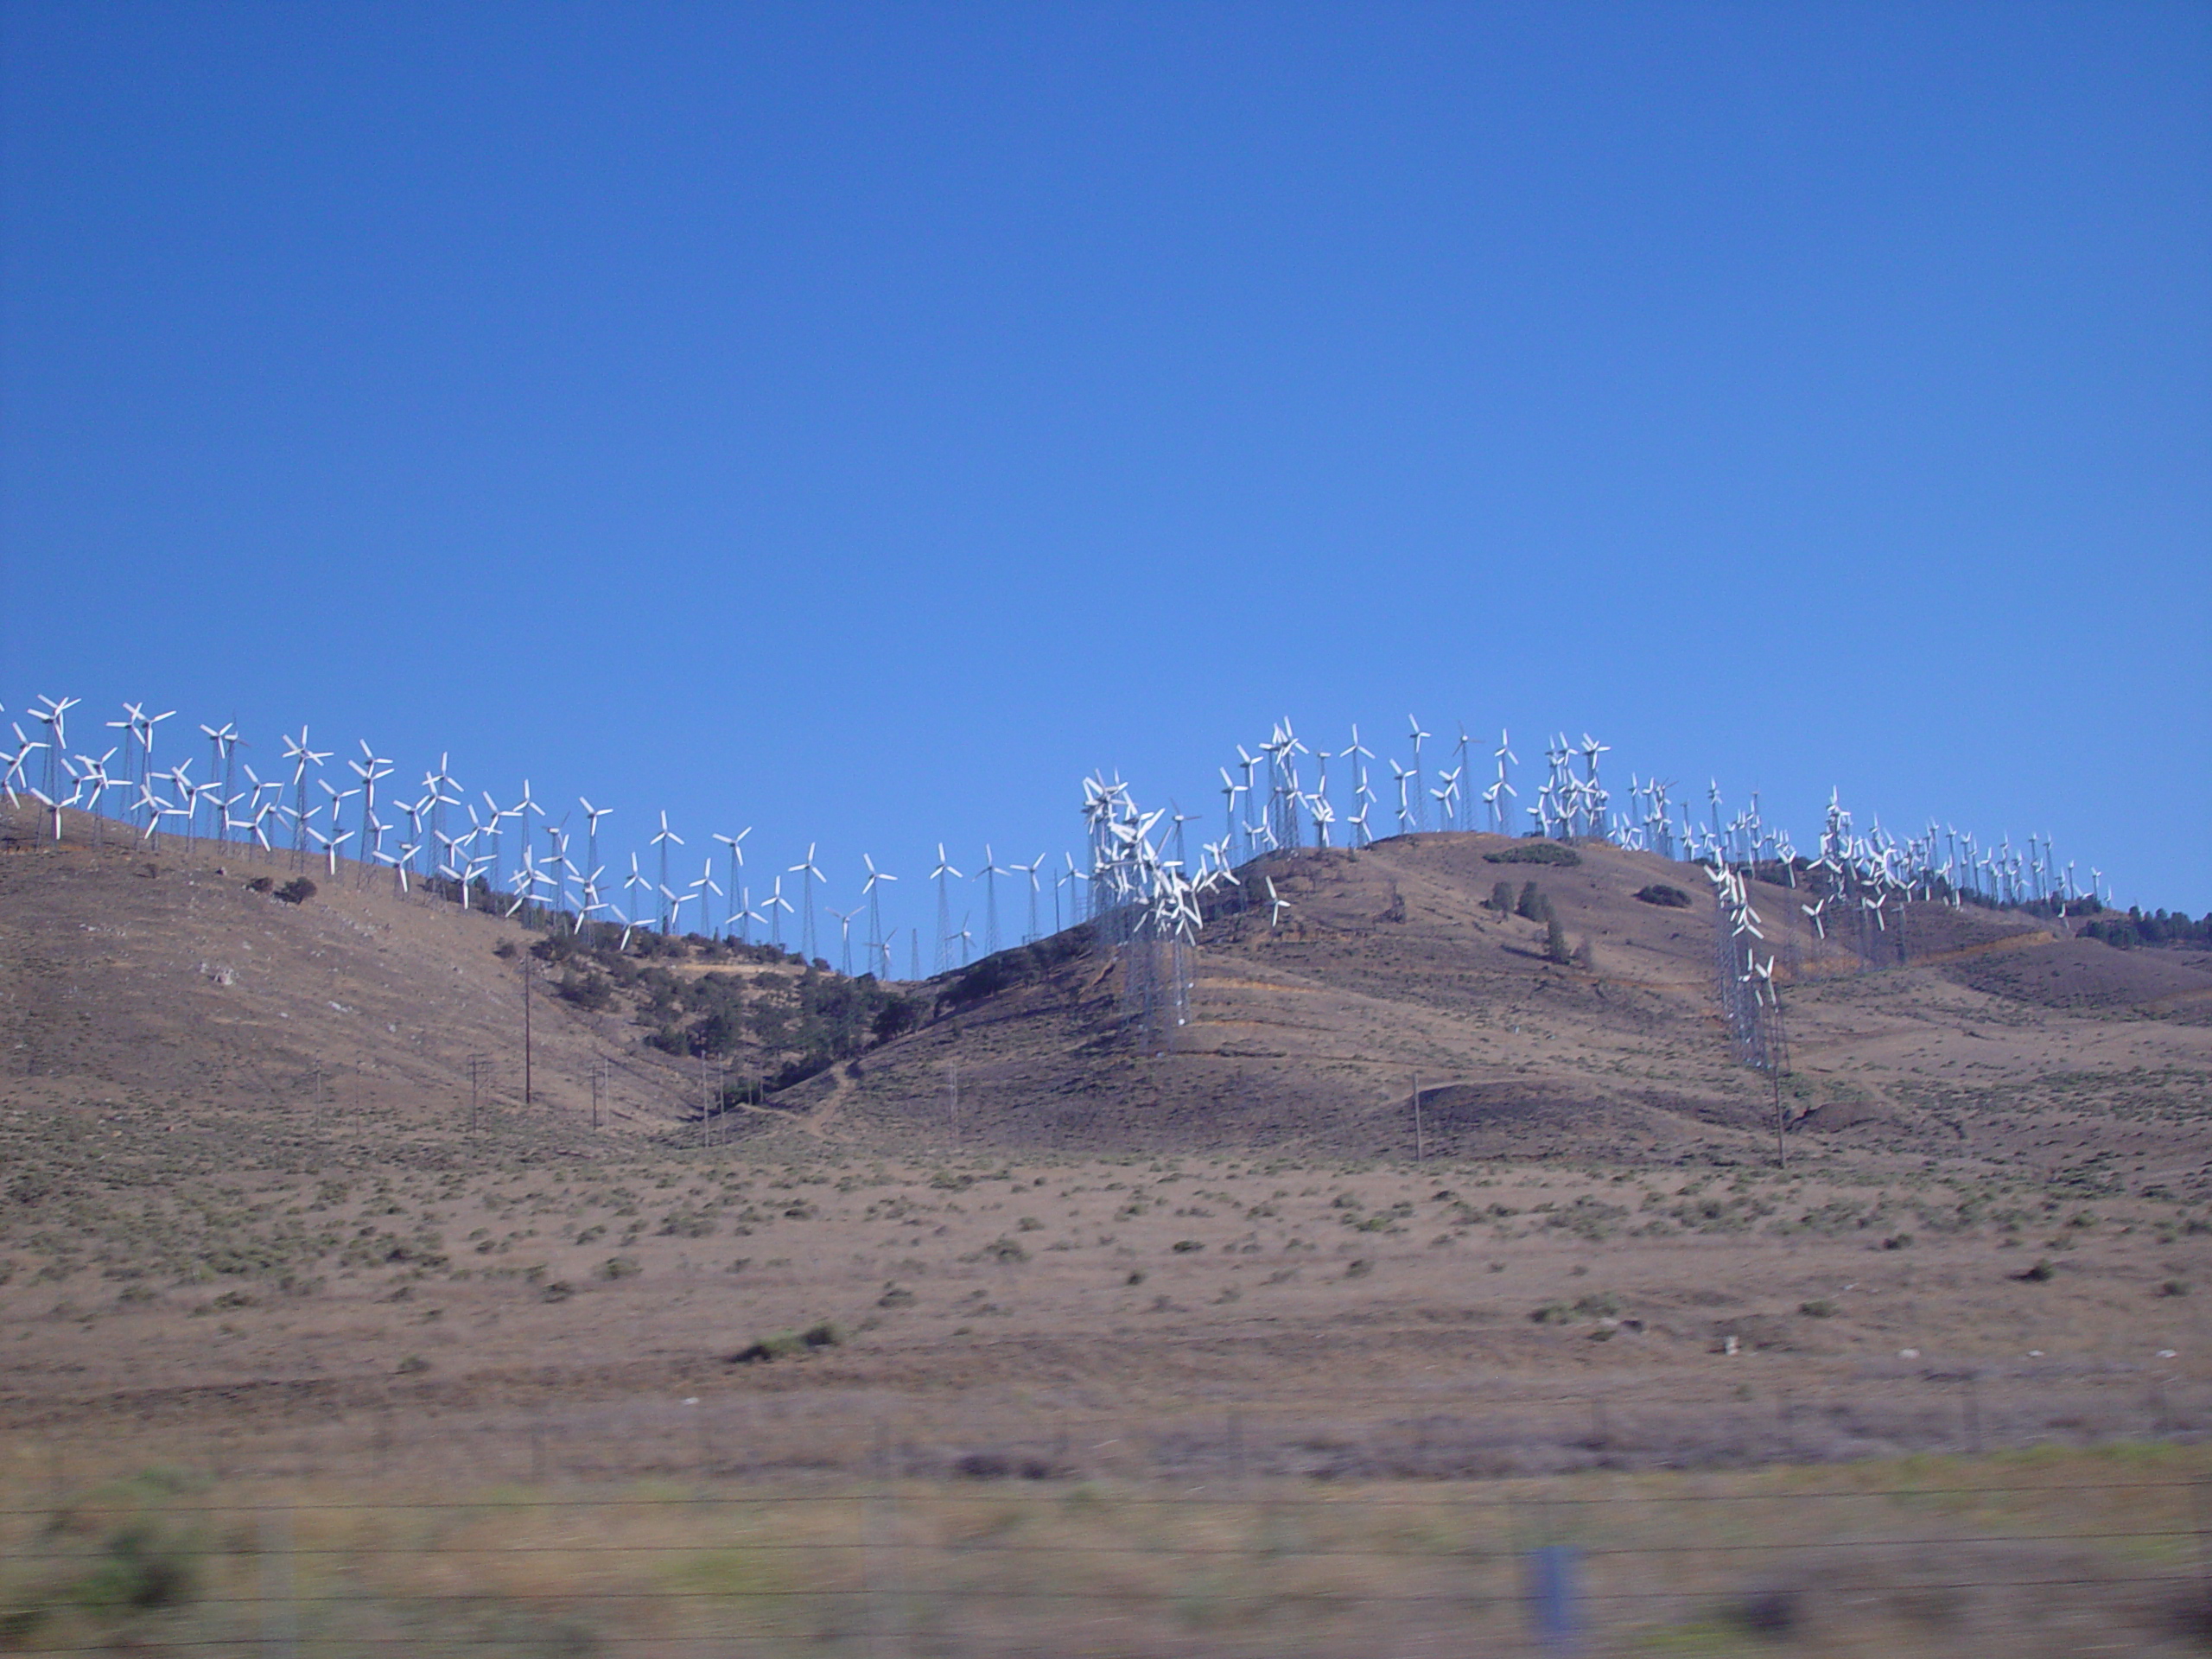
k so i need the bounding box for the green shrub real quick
[1634,883,1691,909]
[1799,1299,1836,1319]
[731,1319,843,1363]
[71,1523,197,1613]
[1485,842,1582,867]
[596,1255,643,1281]
[274,877,317,906]
[1544,916,1572,965]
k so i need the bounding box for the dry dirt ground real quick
[4,808,2210,1654]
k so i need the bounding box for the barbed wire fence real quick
[7,1376,2209,1656]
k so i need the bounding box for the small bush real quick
[1485,842,1582,867]
[730,1319,843,1363]
[877,1285,916,1308]
[274,877,317,906]
[2159,1279,2190,1298]
[1799,1299,1837,1319]
[2018,1259,2056,1282]
[731,1332,805,1363]
[1634,883,1692,909]
[395,1355,430,1374]
[245,875,274,894]
[72,1523,197,1612]
[596,1255,643,1281]
[1170,1239,1204,1254]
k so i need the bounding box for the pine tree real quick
[1544,914,1572,964]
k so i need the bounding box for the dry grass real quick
[0,1446,2203,1656]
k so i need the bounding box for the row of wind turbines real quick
[4,692,2104,988]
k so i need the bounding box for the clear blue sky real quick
[4,2,2208,947]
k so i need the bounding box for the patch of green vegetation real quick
[1484,842,1583,867]
[730,1319,843,1363]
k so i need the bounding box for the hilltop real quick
[6,806,2209,1183]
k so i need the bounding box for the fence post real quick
[867,1414,903,1659]
[259,1507,298,1658]
[1524,1541,1584,1654]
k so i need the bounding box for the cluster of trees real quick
[1484,880,1577,965]
[529,929,924,1093]
[939,927,1094,1012]
[2081,907,2212,951]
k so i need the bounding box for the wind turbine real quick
[829,904,861,976]
[977,844,1007,955]
[347,742,392,888]
[1012,855,1045,942]
[200,721,241,845]
[281,728,331,873]
[712,828,751,935]
[789,842,825,961]
[1344,725,1376,846]
[1406,715,1431,831]
[1389,760,1414,835]
[652,811,684,934]
[930,844,963,972]
[688,857,721,942]
[1235,747,1262,861]
[1060,851,1083,933]
[581,799,615,902]
[29,696,79,808]
[766,874,795,950]
[861,854,897,964]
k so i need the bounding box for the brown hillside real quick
[816,832,2212,1172]
[5,808,2209,1178]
